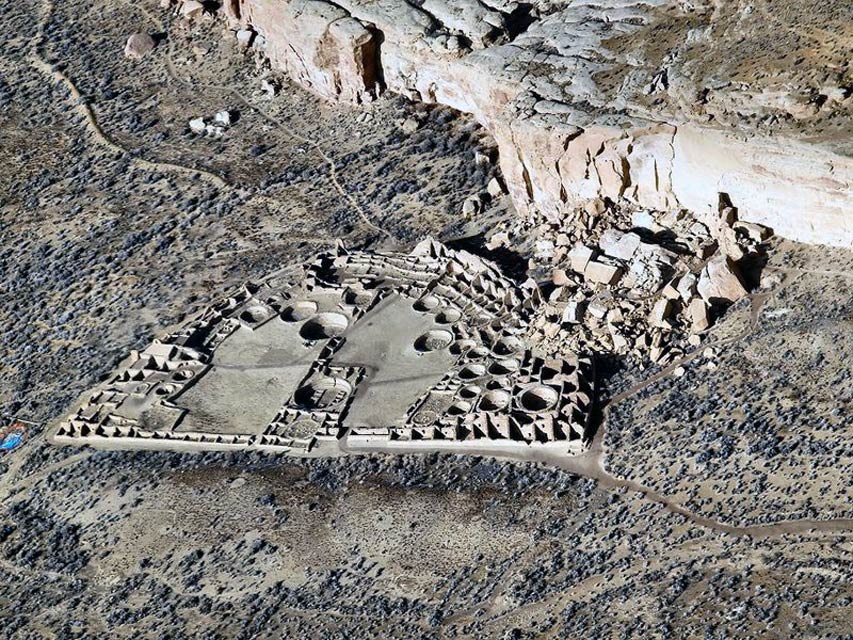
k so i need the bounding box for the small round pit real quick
[299,312,349,340]
[458,364,487,380]
[480,390,510,412]
[448,401,472,416]
[450,339,476,355]
[294,377,353,409]
[435,308,462,324]
[458,385,482,399]
[493,336,524,356]
[488,358,520,376]
[414,329,454,353]
[413,295,440,312]
[240,305,271,324]
[281,300,318,322]
[518,385,559,413]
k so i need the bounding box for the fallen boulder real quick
[181,1,205,18]
[584,260,623,286]
[687,297,710,333]
[697,255,748,304]
[124,33,156,60]
[569,244,594,275]
[599,229,641,261]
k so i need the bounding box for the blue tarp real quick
[0,432,23,450]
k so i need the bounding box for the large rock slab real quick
[233,0,380,103]
[697,255,748,305]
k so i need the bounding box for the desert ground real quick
[1,1,851,638]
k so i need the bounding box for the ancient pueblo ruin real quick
[56,240,593,456]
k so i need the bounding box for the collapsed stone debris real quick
[188,110,236,137]
[494,198,771,367]
[53,240,594,457]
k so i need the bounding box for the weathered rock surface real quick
[584,260,623,286]
[231,0,380,104]
[181,0,205,19]
[124,32,156,59]
[223,0,853,246]
[687,297,710,334]
[697,255,748,304]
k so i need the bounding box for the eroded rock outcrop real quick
[220,0,853,247]
[231,0,380,104]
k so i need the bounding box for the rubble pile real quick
[187,110,237,138]
[490,198,772,368]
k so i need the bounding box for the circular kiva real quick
[281,300,318,322]
[479,389,511,412]
[240,305,272,324]
[128,382,151,395]
[343,288,373,306]
[414,329,454,353]
[458,363,487,380]
[171,369,194,382]
[294,376,353,409]
[458,384,482,399]
[299,312,349,340]
[447,401,472,416]
[464,346,490,361]
[518,385,559,413]
[435,307,462,324]
[286,419,321,439]
[493,336,524,356]
[449,339,476,355]
[412,409,438,425]
[412,295,440,312]
[488,358,520,376]
[154,383,176,396]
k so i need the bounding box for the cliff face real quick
[232,0,380,104]
[224,0,853,247]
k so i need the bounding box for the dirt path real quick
[26,0,365,250]
[119,0,391,241]
[161,33,393,241]
[28,0,232,191]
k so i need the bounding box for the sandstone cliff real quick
[223,0,853,246]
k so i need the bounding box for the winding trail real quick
[28,0,231,191]
[161,54,392,240]
[148,0,393,242]
[27,0,374,246]
[344,433,853,540]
